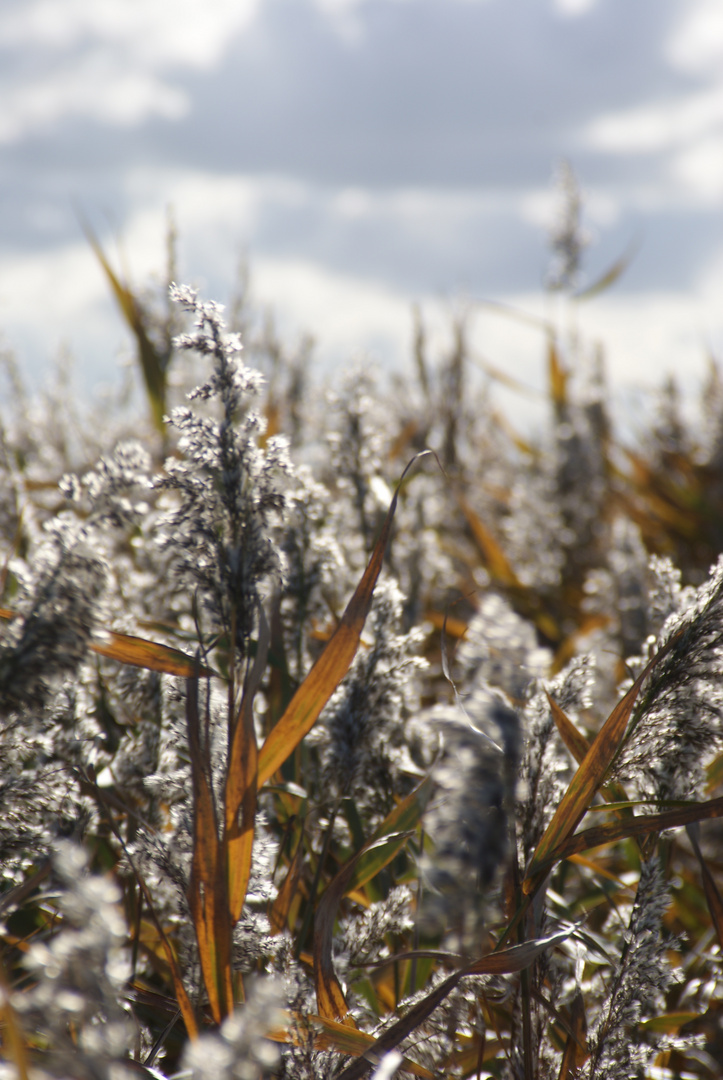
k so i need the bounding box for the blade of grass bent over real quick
[525,640,674,891]
[257,454,429,787]
[535,794,723,872]
[309,1016,433,1078]
[0,608,212,678]
[335,929,571,1080]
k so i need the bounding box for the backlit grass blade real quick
[225,607,269,925]
[454,493,560,641]
[0,962,29,1080]
[557,990,587,1079]
[535,794,723,871]
[548,335,568,410]
[525,640,674,891]
[547,692,630,806]
[257,454,427,787]
[456,489,521,588]
[92,630,213,677]
[546,692,590,764]
[313,774,432,1022]
[574,239,638,302]
[186,676,233,1023]
[269,828,305,935]
[335,929,571,1080]
[0,608,211,677]
[686,823,723,950]
[82,220,167,432]
[309,1016,433,1078]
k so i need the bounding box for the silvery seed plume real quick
[421,694,520,950]
[0,539,105,716]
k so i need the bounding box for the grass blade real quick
[92,630,213,677]
[335,930,571,1080]
[82,219,167,432]
[314,774,433,1022]
[556,990,587,1079]
[686,823,723,950]
[269,827,305,935]
[0,608,212,678]
[309,1016,433,1078]
[186,675,233,1023]
[536,794,723,871]
[257,455,427,787]
[225,608,269,925]
[525,640,675,890]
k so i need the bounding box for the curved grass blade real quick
[314,774,433,1022]
[92,630,214,678]
[525,639,675,892]
[335,929,571,1080]
[257,454,429,787]
[574,238,639,302]
[82,219,166,432]
[309,1016,433,1078]
[535,794,723,872]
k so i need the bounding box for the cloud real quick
[0,0,259,141]
[0,0,721,421]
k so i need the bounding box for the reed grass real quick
[0,175,722,1079]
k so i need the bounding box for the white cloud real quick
[582,0,723,206]
[0,0,260,141]
[0,0,260,65]
[552,0,599,17]
[666,0,723,75]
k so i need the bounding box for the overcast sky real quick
[1,0,722,426]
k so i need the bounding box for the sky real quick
[1,0,722,429]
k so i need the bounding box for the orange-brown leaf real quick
[525,641,673,890]
[335,929,570,1080]
[257,455,426,787]
[269,830,305,935]
[186,677,233,1023]
[548,335,568,409]
[557,991,588,1079]
[0,607,208,678]
[537,795,723,871]
[225,610,269,925]
[309,1016,433,1078]
[92,630,213,678]
[456,490,520,588]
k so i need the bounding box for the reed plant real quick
[0,178,722,1079]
